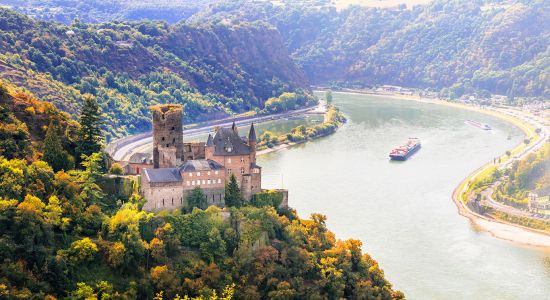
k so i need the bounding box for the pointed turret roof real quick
[206,134,214,147]
[248,123,256,142]
[231,121,237,132]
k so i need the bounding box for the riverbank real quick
[324,89,550,248]
[256,105,345,156]
[107,103,324,161]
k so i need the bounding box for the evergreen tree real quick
[224,174,243,207]
[185,187,207,212]
[43,121,70,172]
[77,96,103,161]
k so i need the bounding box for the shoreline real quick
[325,89,550,248]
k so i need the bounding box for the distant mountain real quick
[0,8,309,140]
[0,0,217,24]
[193,0,549,99]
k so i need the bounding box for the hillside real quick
[5,1,547,99]
[0,80,79,160]
[0,0,216,24]
[192,0,549,99]
[0,81,402,299]
[0,8,309,140]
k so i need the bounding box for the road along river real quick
[258,92,550,299]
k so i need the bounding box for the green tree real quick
[79,153,105,204]
[186,187,207,212]
[108,162,124,175]
[70,282,96,299]
[199,227,226,263]
[325,90,333,104]
[76,96,103,161]
[43,121,71,172]
[225,174,242,207]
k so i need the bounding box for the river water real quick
[258,92,550,299]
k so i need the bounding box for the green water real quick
[258,92,550,299]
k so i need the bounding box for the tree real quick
[199,227,226,263]
[186,187,207,212]
[325,90,333,104]
[70,282,96,300]
[43,121,71,172]
[108,162,124,175]
[76,96,103,161]
[68,237,98,263]
[79,153,105,204]
[225,174,242,207]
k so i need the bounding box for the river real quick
[258,92,550,299]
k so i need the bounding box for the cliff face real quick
[0,8,310,137]
[163,23,309,105]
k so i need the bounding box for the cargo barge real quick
[389,138,421,161]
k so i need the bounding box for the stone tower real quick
[151,104,184,168]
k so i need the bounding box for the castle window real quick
[161,137,165,141]
[228,158,232,163]
[172,138,175,143]
[241,168,245,174]
[189,173,192,177]
[171,198,174,205]
[202,180,206,185]
[186,181,190,186]
[192,180,195,185]
[162,199,165,206]
[241,157,244,163]
[207,171,211,176]
[181,198,183,204]
[218,179,221,184]
[227,169,232,174]
[197,172,201,176]
[215,171,219,175]
[207,179,211,184]
[171,126,175,131]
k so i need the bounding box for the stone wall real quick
[183,142,206,161]
[151,104,184,168]
[142,180,184,211]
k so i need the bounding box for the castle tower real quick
[249,123,257,164]
[151,104,184,168]
[205,134,214,159]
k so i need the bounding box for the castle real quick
[141,104,262,210]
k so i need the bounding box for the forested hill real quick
[192,0,549,99]
[0,8,309,140]
[0,81,404,299]
[0,0,217,24]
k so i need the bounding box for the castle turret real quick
[249,123,257,164]
[205,134,214,159]
[151,104,183,168]
[231,121,237,133]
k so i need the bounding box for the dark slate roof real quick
[179,159,224,172]
[251,163,262,169]
[213,127,251,156]
[249,123,256,142]
[206,134,214,147]
[144,168,182,183]
[129,152,152,164]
